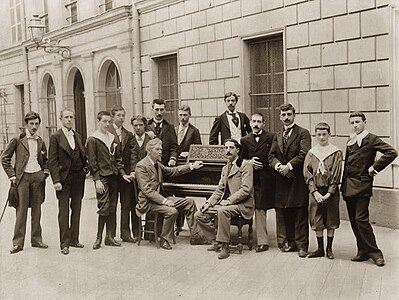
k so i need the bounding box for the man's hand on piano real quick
[220,200,231,206]
[168,158,177,167]
[190,161,204,170]
[164,199,175,207]
[201,202,210,213]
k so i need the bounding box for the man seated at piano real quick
[194,139,254,259]
[135,138,208,250]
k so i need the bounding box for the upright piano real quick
[163,145,227,198]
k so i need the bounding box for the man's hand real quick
[164,198,175,207]
[9,176,16,185]
[191,161,203,170]
[201,202,210,213]
[168,159,176,167]
[129,172,136,179]
[368,166,378,177]
[279,165,291,176]
[220,200,231,206]
[146,131,155,139]
[95,180,105,194]
[313,191,324,204]
[53,182,62,191]
[122,174,131,182]
[323,192,331,200]
[251,157,263,170]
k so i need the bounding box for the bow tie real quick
[253,133,261,138]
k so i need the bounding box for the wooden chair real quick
[138,211,160,248]
[230,215,253,254]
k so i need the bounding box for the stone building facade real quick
[0,0,398,227]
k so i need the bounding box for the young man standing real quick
[269,104,311,258]
[108,106,137,243]
[176,104,202,156]
[209,92,251,145]
[241,113,276,252]
[341,111,397,267]
[48,108,88,255]
[1,112,49,254]
[86,111,130,250]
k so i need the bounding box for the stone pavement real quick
[0,172,398,300]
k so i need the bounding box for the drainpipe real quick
[23,46,32,111]
[132,4,143,115]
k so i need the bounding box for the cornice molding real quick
[134,0,182,13]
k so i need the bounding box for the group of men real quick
[1,91,397,267]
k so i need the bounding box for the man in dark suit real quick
[209,91,251,145]
[269,104,311,258]
[195,139,255,259]
[341,111,397,267]
[1,111,49,254]
[135,138,205,250]
[108,106,137,243]
[48,108,88,255]
[146,99,178,166]
[176,104,202,156]
[241,113,276,253]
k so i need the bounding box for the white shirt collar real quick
[61,126,74,136]
[284,123,295,131]
[135,133,145,141]
[348,130,369,146]
[25,129,39,139]
[226,109,237,115]
[179,122,190,129]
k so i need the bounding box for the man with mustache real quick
[269,104,311,258]
[2,111,49,254]
[209,92,251,145]
[241,113,276,252]
[195,139,254,259]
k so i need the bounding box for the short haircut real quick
[315,122,331,134]
[178,104,191,115]
[279,103,296,114]
[152,99,165,107]
[349,111,366,122]
[146,138,162,153]
[130,115,147,126]
[224,91,238,102]
[59,107,75,119]
[224,138,241,151]
[24,111,41,124]
[251,112,265,122]
[110,105,125,116]
[97,111,112,121]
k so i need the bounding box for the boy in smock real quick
[303,123,342,259]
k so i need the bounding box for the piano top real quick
[187,145,228,163]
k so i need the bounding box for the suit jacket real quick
[268,124,311,208]
[241,131,276,210]
[131,133,152,171]
[135,156,192,216]
[341,133,397,198]
[1,133,49,186]
[48,128,87,184]
[108,125,135,174]
[176,123,202,155]
[206,158,254,219]
[209,111,251,145]
[147,119,178,165]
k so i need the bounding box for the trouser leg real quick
[30,171,45,245]
[70,172,84,244]
[255,209,269,246]
[294,206,309,251]
[173,197,200,236]
[275,208,286,246]
[13,174,30,247]
[194,210,216,242]
[149,205,179,243]
[216,205,241,244]
[346,198,367,255]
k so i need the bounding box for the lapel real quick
[277,131,284,154]
[74,131,85,157]
[159,120,168,138]
[20,135,29,152]
[183,124,194,144]
[59,129,71,156]
[228,160,240,178]
[221,112,230,131]
[238,112,245,133]
[121,127,129,152]
[37,137,44,158]
[285,125,298,152]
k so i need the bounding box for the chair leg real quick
[153,213,160,248]
[248,221,253,251]
[237,218,243,254]
[138,217,142,246]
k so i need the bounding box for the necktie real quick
[253,133,260,142]
[283,128,291,149]
[229,113,239,127]
[224,163,233,199]
[178,126,185,145]
[154,122,161,136]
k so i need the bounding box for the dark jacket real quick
[241,131,276,210]
[268,124,311,208]
[146,119,178,165]
[176,123,202,155]
[1,132,49,186]
[108,125,135,174]
[209,111,251,145]
[131,133,152,171]
[48,128,87,184]
[341,133,397,198]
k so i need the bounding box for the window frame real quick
[9,0,22,44]
[46,77,57,137]
[65,0,78,24]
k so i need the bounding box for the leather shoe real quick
[160,238,172,250]
[10,245,23,254]
[207,242,221,252]
[256,244,269,252]
[122,236,137,243]
[308,249,324,258]
[218,244,230,259]
[32,242,48,249]
[372,257,385,267]
[105,238,121,247]
[278,243,286,252]
[190,234,210,245]
[70,242,84,248]
[93,238,102,250]
[283,244,298,252]
[351,254,370,262]
[298,249,307,258]
[61,247,70,255]
[326,248,334,259]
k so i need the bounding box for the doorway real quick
[73,71,87,143]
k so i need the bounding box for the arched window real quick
[105,62,121,111]
[47,76,57,136]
